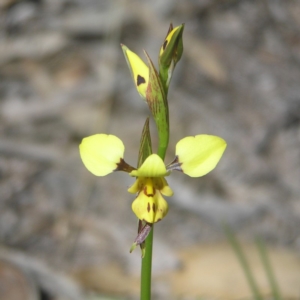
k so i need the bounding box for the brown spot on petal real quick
[137,75,146,86]
[147,202,150,213]
[116,158,135,173]
[152,203,156,213]
[144,187,153,197]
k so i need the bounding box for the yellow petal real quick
[153,177,173,197]
[128,177,145,194]
[121,44,149,99]
[79,134,124,176]
[132,190,168,223]
[130,154,168,177]
[175,135,226,177]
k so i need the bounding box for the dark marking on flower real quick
[152,203,156,213]
[137,75,146,86]
[116,158,135,173]
[138,219,143,233]
[143,187,147,195]
[162,40,168,50]
[134,223,152,245]
[147,202,150,213]
[144,187,154,197]
[166,156,183,172]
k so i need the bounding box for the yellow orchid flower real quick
[79,134,226,223]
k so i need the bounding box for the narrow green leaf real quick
[256,237,282,300]
[224,225,263,300]
[137,117,152,167]
[144,51,169,160]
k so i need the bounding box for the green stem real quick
[158,70,169,97]
[140,225,154,300]
[157,144,168,160]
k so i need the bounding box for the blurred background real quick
[1,0,300,299]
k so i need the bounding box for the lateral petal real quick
[79,134,124,176]
[175,135,226,177]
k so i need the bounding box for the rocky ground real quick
[0,0,300,299]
